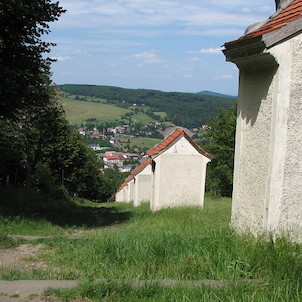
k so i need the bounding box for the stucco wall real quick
[268,37,302,241]
[232,64,277,234]
[151,138,210,211]
[126,180,135,203]
[232,35,302,241]
[133,164,152,207]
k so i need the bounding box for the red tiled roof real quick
[116,182,127,193]
[147,128,184,156]
[124,175,135,183]
[146,128,213,159]
[225,0,302,46]
[116,174,135,194]
[131,158,152,175]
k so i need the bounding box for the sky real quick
[46,0,275,95]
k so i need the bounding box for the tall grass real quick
[2,197,302,301]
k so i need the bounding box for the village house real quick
[147,128,213,211]
[223,0,302,241]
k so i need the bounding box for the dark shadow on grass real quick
[0,187,132,228]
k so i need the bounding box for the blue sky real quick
[47,0,274,95]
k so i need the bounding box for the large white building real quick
[223,0,302,241]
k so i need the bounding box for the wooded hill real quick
[59,84,236,128]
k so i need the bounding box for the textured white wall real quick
[232,65,276,234]
[151,138,210,211]
[232,36,302,241]
[268,37,302,241]
[126,180,135,203]
[133,164,152,207]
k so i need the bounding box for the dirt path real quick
[0,280,79,302]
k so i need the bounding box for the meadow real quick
[60,95,131,125]
[1,192,302,301]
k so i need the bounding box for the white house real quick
[147,128,213,211]
[223,0,302,241]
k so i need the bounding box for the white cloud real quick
[188,47,223,55]
[133,50,162,64]
[184,74,193,78]
[54,0,274,38]
[215,74,233,80]
[190,57,202,61]
[51,56,73,62]
[242,7,252,13]
[259,5,273,13]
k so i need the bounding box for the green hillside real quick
[59,84,236,128]
[60,94,132,125]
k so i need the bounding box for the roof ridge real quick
[131,158,152,175]
[225,0,302,46]
[146,128,185,156]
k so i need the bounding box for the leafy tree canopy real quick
[203,103,237,197]
[0,0,65,118]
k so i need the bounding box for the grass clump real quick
[2,196,302,301]
[46,280,302,302]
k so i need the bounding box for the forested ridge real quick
[59,84,236,128]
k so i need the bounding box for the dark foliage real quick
[0,0,65,119]
[203,103,237,197]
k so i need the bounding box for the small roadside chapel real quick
[115,128,213,212]
[223,0,302,241]
[147,128,213,212]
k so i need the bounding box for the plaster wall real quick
[267,37,302,241]
[133,165,152,207]
[232,64,277,234]
[232,35,302,241]
[126,180,135,203]
[151,138,210,211]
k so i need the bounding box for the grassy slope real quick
[1,198,302,301]
[60,95,131,125]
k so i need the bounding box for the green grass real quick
[154,111,167,118]
[131,112,156,123]
[60,95,131,125]
[1,197,302,301]
[120,137,162,150]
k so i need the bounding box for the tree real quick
[203,103,237,197]
[0,0,65,119]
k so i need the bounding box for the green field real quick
[60,95,131,125]
[154,111,167,118]
[131,112,157,123]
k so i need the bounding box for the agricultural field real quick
[59,94,131,125]
[1,192,302,301]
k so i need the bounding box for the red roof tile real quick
[147,128,184,156]
[225,0,302,46]
[146,128,213,159]
[131,158,152,175]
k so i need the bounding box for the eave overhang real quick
[223,36,277,69]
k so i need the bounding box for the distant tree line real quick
[59,85,236,128]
